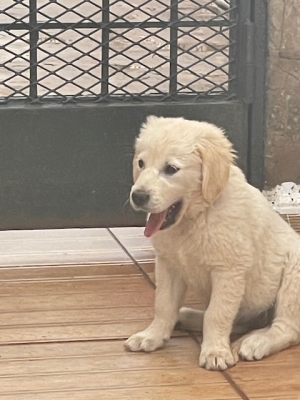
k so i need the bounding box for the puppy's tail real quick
[176,306,273,334]
[176,307,204,331]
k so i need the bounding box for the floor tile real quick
[0,262,154,344]
[109,227,155,262]
[0,228,130,267]
[227,344,300,399]
[0,338,241,399]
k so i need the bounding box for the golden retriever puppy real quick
[125,116,300,370]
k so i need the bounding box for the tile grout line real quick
[189,333,250,400]
[222,371,250,400]
[107,229,156,289]
[0,337,129,348]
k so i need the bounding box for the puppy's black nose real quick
[131,190,150,207]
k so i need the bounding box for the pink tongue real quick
[144,210,168,237]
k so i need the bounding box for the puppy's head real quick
[130,116,235,237]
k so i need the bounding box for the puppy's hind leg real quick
[234,256,300,361]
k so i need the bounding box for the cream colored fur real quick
[125,116,300,370]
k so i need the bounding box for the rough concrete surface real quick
[265,0,300,188]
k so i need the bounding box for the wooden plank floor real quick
[0,227,299,399]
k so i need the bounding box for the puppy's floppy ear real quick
[197,136,234,204]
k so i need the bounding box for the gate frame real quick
[248,0,268,189]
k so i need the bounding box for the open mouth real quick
[144,201,182,238]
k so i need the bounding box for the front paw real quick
[125,331,166,352]
[199,346,238,370]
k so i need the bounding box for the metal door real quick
[0,0,267,229]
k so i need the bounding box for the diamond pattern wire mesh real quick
[0,0,236,104]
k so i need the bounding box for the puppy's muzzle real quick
[131,189,150,208]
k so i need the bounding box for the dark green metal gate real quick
[0,0,267,230]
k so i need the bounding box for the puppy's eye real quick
[138,159,145,169]
[164,165,179,175]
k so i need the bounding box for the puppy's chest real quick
[154,236,212,296]
[153,230,214,267]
